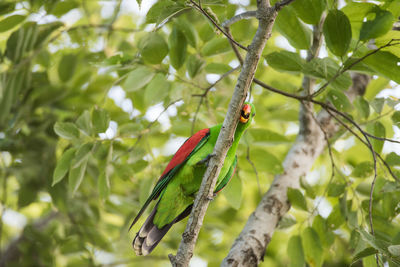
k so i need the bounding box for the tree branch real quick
[221,11,257,28]
[169,1,277,266]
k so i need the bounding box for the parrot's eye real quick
[240,104,251,123]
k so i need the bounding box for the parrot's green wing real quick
[129,129,210,230]
[215,156,237,193]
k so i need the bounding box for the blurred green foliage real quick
[0,0,400,266]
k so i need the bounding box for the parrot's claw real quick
[207,193,217,201]
[196,153,215,166]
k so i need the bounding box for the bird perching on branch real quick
[130,102,256,255]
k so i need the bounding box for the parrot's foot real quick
[206,193,217,201]
[196,153,215,166]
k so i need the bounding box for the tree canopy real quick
[1,0,400,266]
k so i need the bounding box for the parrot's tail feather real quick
[133,204,193,256]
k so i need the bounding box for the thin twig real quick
[189,0,248,51]
[311,39,400,98]
[273,0,296,11]
[364,132,400,144]
[221,11,257,28]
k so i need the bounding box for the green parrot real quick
[130,102,256,255]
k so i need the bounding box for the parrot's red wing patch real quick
[159,128,210,179]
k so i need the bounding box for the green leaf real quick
[278,216,297,229]
[54,122,80,140]
[98,171,110,199]
[362,51,400,84]
[357,229,390,253]
[5,22,38,63]
[362,255,378,267]
[199,22,214,42]
[98,143,112,199]
[287,188,307,211]
[354,96,370,119]
[144,73,170,106]
[52,148,76,186]
[275,6,312,49]
[303,58,352,91]
[169,25,187,69]
[312,215,334,247]
[360,7,394,41]
[115,164,133,180]
[176,18,198,48]
[222,175,242,210]
[351,161,374,178]
[370,98,385,114]
[131,160,148,173]
[248,128,290,144]
[327,89,352,112]
[139,32,169,64]
[352,247,378,265]
[265,51,305,73]
[58,54,77,82]
[287,235,305,267]
[0,3,15,16]
[72,143,93,168]
[76,110,92,136]
[52,0,79,17]
[365,78,389,100]
[201,38,230,56]
[34,22,64,49]
[0,15,26,32]
[323,10,352,57]
[341,2,375,38]
[291,0,325,25]
[205,63,231,74]
[92,108,110,134]
[388,245,400,256]
[68,156,88,195]
[386,152,400,166]
[327,204,345,229]
[302,227,323,267]
[367,121,385,154]
[250,148,283,174]
[327,183,346,197]
[391,111,400,126]
[187,54,204,78]
[146,0,187,25]
[123,66,155,92]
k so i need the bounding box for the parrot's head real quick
[239,102,255,125]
